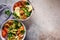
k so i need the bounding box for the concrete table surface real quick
[0,0,60,40]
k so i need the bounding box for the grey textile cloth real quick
[0,4,11,27]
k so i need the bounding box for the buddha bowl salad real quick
[13,1,33,20]
[1,20,26,40]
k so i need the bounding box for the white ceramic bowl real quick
[1,19,26,40]
[11,0,34,21]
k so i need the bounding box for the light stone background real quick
[0,0,60,40]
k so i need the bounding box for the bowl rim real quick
[11,0,34,21]
[1,19,26,40]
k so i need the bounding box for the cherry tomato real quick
[2,29,7,38]
[4,27,8,33]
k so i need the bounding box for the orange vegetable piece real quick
[18,34,24,38]
[13,1,22,10]
[17,29,20,35]
[4,27,8,33]
[20,26,24,31]
[17,26,24,35]
[20,10,24,15]
[2,29,7,38]
[21,14,27,19]
[4,23,9,28]
[7,20,13,25]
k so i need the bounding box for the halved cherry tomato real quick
[4,27,8,33]
[2,29,7,38]
[13,1,22,10]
